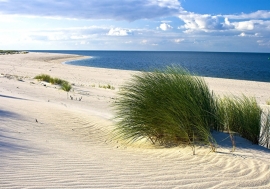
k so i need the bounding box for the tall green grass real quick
[34,74,51,83]
[260,110,270,148]
[217,96,262,144]
[113,66,270,150]
[34,74,72,92]
[61,81,72,92]
[113,66,218,147]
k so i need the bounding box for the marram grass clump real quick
[61,81,72,92]
[217,96,262,144]
[113,66,270,150]
[113,66,218,147]
[34,74,72,92]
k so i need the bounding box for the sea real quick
[30,50,270,82]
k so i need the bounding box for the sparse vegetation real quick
[61,81,72,92]
[34,74,51,83]
[113,66,270,150]
[0,50,28,55]
[99,84,115,90]
[34,74,72,92]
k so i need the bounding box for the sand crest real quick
[0,52,270,188]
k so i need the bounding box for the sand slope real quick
[0,53,270,188]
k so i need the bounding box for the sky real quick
[0,0,270,52]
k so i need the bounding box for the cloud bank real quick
[0,0,269,51]
[0,0,182,21]
[178,11,270,37]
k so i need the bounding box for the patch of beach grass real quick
[217,96,262,145]
[99,84,115,90]
[61,81,72,92]
[113,66,270,151]
[34,74,51,83]
[113,66,218,148]
[260,110,270,149]
[34,74,72,92]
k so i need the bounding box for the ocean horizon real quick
[30,50,270,82]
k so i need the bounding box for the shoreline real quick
[1,52,270,188]
[1,51,270,115]
[35,52,270,104]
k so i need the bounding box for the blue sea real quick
[31,50,270,82]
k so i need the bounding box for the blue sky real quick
[0,0,269,52]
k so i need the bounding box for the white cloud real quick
[107,28,132,36]
[0,14,16,22]
[178,11,270,35]
[70,35,89,40]
[257,39,270,46]
[174,38,184,43]
[80,41,89,45]
[0,0,182,21]
[239,32,262,37]
[233,21,254,30]
[159,23,173,31]
[149,0,181,9]
[239,32,246,37]
[178,12,223,32]
[141,40,148,44]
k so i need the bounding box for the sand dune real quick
[0,52,270,188]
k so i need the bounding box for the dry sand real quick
[0,52,270,188]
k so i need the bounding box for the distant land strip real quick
[0,50,28,55]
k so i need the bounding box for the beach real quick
[1,52,270,188]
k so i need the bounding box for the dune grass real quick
[113,66,270,150]
[260,110,270,149]
[99,84,115,90]
[217,96,262,144]
[34,74,51,83]
[113,66,218,147]
[61,81,72,92]
[34,74,72,92]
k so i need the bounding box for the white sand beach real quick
[1,52,270,188]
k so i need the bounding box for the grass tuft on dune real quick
[113,66,218,148]
[34,74,72,92]
[113,66,270,150]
